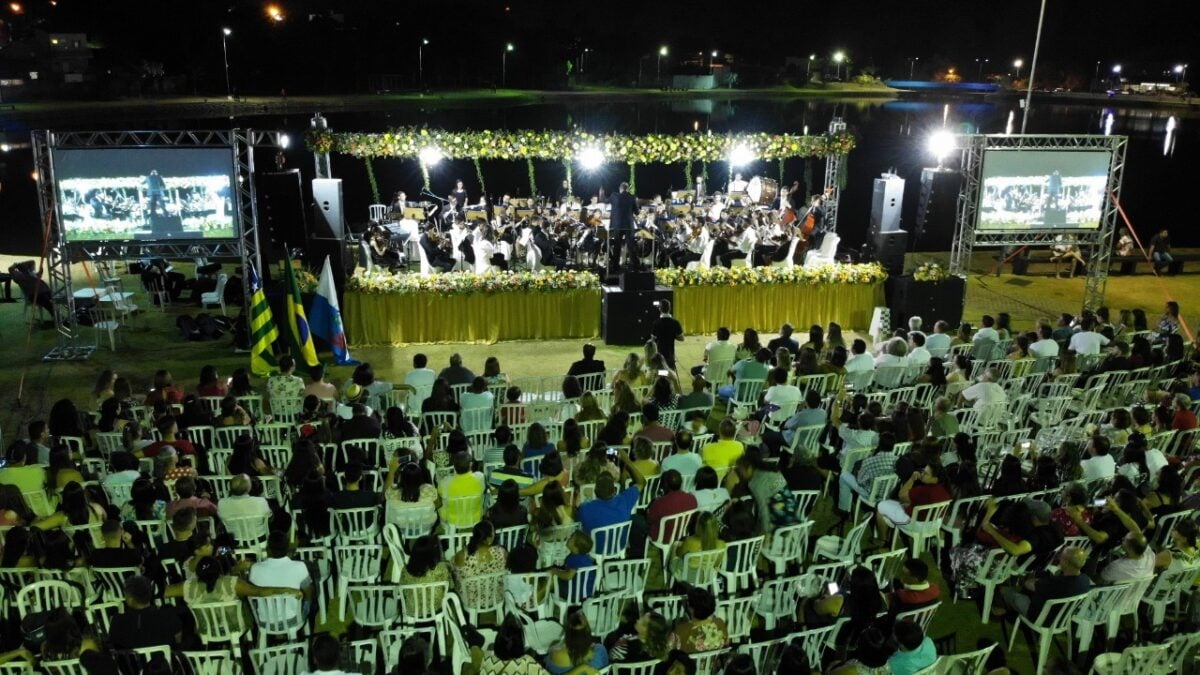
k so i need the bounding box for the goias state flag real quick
[309,255,358,366]
[284,252,320,371]
[248,264,279,377]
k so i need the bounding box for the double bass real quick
[792,187,835,263]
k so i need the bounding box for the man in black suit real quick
[450,179,468,214]
[607,182,638,273]
[419,229,455,272]
[339,404,382,441]
[567,343,607,378]
[531,225,564,269]
[767,322,800,355]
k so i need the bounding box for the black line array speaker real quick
[913,168,962,250]
[148,214,183,236]
[602,285,673,345]
[872,230,908,276]
[258,169,308,264]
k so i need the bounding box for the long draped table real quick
[344,281,884,346]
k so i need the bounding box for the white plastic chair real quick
[249,594,306,649]
[852,474,898,523]
[755,575,802,630]
[716,595,757,643]
[1007,592,1090,675]
[347,583,402,628]
[862,549,907,589]
[223,513,270,552]
[181,650,238,675]
[248,642,307,675]
[191,601,250,656]
[813,517,871,564]
[1089,642,1171,675]
[1072,577,1152,655]
[973,548,1027,624]
[200,274,229,315]
[600,558,651,607]
[335,544,384,621]
[718,535,764,593]
[895,500,952,559]
[398,580,450,627]
[458,570,506,625]
[762,521,812,575]
[932,643,997,675]
[582,591,626,637]
[16,579,81,617]
[895,601,941,633]
[648,509,697,585]
[1141,562,1200,627]
[553,566,600,621]
[590,520,632,563]
[726,379,766,416]
[333,506,382,543]
[672,548,725,593]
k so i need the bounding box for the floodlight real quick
[659,46,668,56]
[833,51,845,63]
[578,147,605,171]
[1112,64,1121,74]
[927,130,956,160]
[728,145,756,167]
[223,27,232,36]
[419,146,443,165]
[1175,65,1185,74]
[1013,59,1023,68]
[278,133,290,150]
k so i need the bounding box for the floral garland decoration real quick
[474,157,487,195]
[912,261,950,282]
[526,157,537,197]
[305,127,857,163]
[347,262,886,296]
[364,158,380,204]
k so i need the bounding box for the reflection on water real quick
[0,95,1192,254]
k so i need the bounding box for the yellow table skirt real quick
[345,281,885,346]
[672,282,885,335]
[345,288,602,345]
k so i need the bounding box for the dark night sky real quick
[4,0,1197,93]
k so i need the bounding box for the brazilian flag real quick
[283,252,320,373]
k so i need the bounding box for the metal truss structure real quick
[948,133,1127,312]
[823,116,847,233]
[32,129,282,361]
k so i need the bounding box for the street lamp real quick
[1175,64,1188,83]
[832,51,845,80]
[908,57,919,79]
[807,54,816,78]
[502,42,514,86]
[1013,59,1024,79]
[221,27,232,99]
[657,45,668,84]
[1112,64,1122,74]
[711,50,718,74]
[581,48,591,74]
[419,38,429,87]
[975,58,989,80]
[265,4,283,23]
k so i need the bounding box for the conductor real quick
[607,182,638,273]
[145,169,167,217]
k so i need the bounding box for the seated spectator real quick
[670,586,730,654]
[630,437,661,479]
[487,480,529,529]
[140,416,196,457]
[671,511,726,581]
[837,432,898,515]
[0,440,48,495]
[575,392,607,423]
[483,615,548,674]
[489,445,536,490]
[166,476,217,518]
[438,451,486,528]
[400,535,452,608]
[633,404,674,444]
[605,606,671,664]
[452,521,508,613]
[157,507,199,564]
[340,403,383,441]
[1100,530,1157,584]
[874,464,951,544]
[0,485,32,527]
[960,369,1007,411]
[386,460,438,529]
[1000,546,1092,619]
[690,466,731,513]
[155,447,197,482]
[459,377,495,433]
[249,530,313,621]
[890,558,941,613]
[101,452,141,494]
[88,518,144,568]
[108,575,182,650]
[701,418,744,473]
[1080,435,1117,481]
[303,363,339,400]
[217,474,272,524]
[34,481,106,530]
[551,531,598,597]
[678,376,715,411]
[227,435,273,477]
[888,620,938,675]
[545,610,609,674]
[523,423,556,460]
[578,453,645,552]
[661,431,701,479]
[648,470,697,542]
[330,461,382,510]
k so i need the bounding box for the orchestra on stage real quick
[360,174,839,276]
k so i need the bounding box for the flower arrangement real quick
[294,269,318,294]
[346,263,885,296]
[911,262,950,282]
[306,127,857,164]
[655,263,887,288]
[347,269,602,296]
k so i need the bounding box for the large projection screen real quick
[52,147,238,242]
[977,149,1111,232]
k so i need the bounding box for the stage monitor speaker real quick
[872,230,908,276]
[258,169,308,264]
[311,178,345,240]
[602,285,673,345]
[869,173,905,235]
[913,168,961,250]
[620,270,655,292]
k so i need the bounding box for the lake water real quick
[0,95,1192,255]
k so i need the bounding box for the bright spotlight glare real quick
[0,143,9,153]
[578,147,605,171]
[1175,65,1185,74]
[927,130,956,160]
[728,145,756,167]
[419,146,443,165]
[278,133,290,150]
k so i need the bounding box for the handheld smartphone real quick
[658,369,670,377]
[1021,441,1031,450]
[1093,498,1107,508]
[606,446,619,458]
[827,582,839,595]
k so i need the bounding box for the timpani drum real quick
[746,176,779,206]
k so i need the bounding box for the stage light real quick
[578,147,605,171]
[1111,64,1121,74]
[0,143,9,152]
[927,130,956,161]
[278,133,290,149]
[728,145,755,167]
[419,146,443,166]
[223,27,232,36]
[9,3,22,14]
[659,46,668,57]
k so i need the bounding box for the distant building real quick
[0,30,94,98]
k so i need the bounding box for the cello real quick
[792,187,834,263]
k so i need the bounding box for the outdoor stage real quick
[342,264,887,346]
